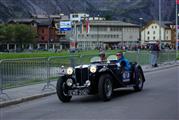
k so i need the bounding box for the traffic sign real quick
[59,21,72,32]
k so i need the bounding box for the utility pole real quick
[176,1,178,59]
[159,0,162,49]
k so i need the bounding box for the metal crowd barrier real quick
[42,55,81,91]
[0,57,47,100]
[0,51,177,100]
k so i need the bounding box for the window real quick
[148,37,150,40]
[41,36,44,40]
[155,26,157,29]
[153,31,155,34]
[147,31,150,34]
[72,14,78,18]
[166,36,168,40]
[91,35,94,38]
[42,29,45,33]
[81,35,84,38]
[153,36,155,40]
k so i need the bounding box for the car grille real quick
[75,68,89,86]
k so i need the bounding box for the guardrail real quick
[0,51,177,100]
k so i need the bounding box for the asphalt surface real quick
[1,66,178,120]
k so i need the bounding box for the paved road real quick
[1,66,178,120]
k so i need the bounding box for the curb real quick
[1,62,178,108]
[143,63,179,73]
[0,91,56,108]
[144,64,178,73]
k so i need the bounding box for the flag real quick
[177,0,179,4]
[80,20,84,33]
[86,18,90,34]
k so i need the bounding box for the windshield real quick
[107,55,118,63]
[90,56,101,63]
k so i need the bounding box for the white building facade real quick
[141,21,173,45]
[73,21,139,49]
[70,13,90,22]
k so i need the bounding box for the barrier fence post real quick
[0,60,3,95]
[137,49,140,64]
[0,60,10,100]
[42,57,55,91]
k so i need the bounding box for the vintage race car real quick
[56,55,145,102]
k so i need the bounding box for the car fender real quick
[134,64,145,82]
[98,67,125,87]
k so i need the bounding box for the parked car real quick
[56,55,145,102]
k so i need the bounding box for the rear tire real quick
[56,78,72,102]
[133,68,144,91]
[98,74,113,101]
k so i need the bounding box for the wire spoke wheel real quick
[104,79,112,98]
[98,74,113,101]
[133,68,144,91]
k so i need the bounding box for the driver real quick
[99,51,106,62]
[116,52,131,73]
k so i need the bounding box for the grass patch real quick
[0,50,123,60]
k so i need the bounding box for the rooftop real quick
[142,20,175,30]
[77,20,139,27]
[7,18,37,24]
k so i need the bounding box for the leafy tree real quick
[14,24,37,48]
[0,24,37,48]
[0,24,5,42]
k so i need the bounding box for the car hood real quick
[75,64,90,69]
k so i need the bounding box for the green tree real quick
[0,24,5,42]
[0,24,37,48]
[15,24,37,49]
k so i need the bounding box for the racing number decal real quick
[123,72,130,81]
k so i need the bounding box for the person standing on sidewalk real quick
[150,41,160,67]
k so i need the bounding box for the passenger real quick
[116,52,131,72]
[99,51,106,62]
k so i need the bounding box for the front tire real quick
[133,68,144,91]
[98,74,113,101]
[56,78,72,102]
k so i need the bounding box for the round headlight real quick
[90,65,97,73]
[66,78,73,87]
[67,67,73,75]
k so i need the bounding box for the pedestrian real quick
[150,41,160,67]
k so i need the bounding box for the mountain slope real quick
[0,0,175,23]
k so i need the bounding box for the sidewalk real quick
[0,61,179,107]
[0,81,57,107]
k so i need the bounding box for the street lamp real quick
[137,17,143,64]
[139,17,143,45]
[97,14,99,49]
